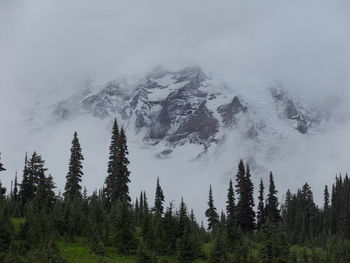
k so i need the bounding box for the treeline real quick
[0,120,350,262]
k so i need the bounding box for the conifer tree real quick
[162,202,177,255]
[209,231,229,263]
[115,127,131,203]
[153,177,165,217]
[265,172,280,223]
[64,132,84,201]
[19,153,31,206]
[190,209,195,223]
[257,178,266,230]
[0,154,5,172]
[226,179,235,222]
[245,164,256,228]
[323,185,330,234]
[19,152,47,205]
[13,173,18,202]
[205,185,219,231]
[0,155,5,199]
[176,224,200,263]
[141,192,154,250]
[178,198,188,235]
[111,201,136,254]
[226,179,237,248]
[104,119,119,208]
[139,191,144,219]
[259,223,289,263]
[236,161,255,232]
[220,210,226,228]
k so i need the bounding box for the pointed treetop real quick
[0,153,5,172]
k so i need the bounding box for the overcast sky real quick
[1,0,350,99]
[1,0,350,215]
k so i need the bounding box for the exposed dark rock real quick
[217,96,247,126]
[271,88,312,134]
[169,101,218,143]
[173,66,207,84]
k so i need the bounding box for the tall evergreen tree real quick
[323,185,330,234]
[226,179,237,248]
[205,185,219,231]
[19,152,47,205]
[178,198,188,235]
[36,174,56,210]
[104,119,119,208]
[153,177,165,217]
[265,172,280,223]
[226,180,235,222]
[13,173,18,202]
[245,164,256,228]
[64,132,84,201]
[236,161,255,232]
[19,153,31,205]
[115,127,131,203]
[257,178,266,230]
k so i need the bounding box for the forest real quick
[0,119,350,263]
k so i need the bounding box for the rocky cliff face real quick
[52,66,321,151]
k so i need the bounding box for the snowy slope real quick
[0,66,335,222]
[51,66,320,160]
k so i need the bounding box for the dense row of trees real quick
[0,120,350,262]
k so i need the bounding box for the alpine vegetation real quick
[0,120,350,262]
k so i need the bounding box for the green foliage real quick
[258,223,289,263]
[111,201,136,254]
[64,132,84,202]
[205,185,219,231]
[4,121,350,262]
[236,161,255,233]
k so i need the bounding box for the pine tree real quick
[226,179,235,222]
[0,154,5,172]
[257,178,266,230]
[111,201,136,254]
[236,160,255,232]
[226,179,237,249]
[176,224,200,263]
[13,173,18,202]
[19,152,47,206]
[64,132,84,201]
[0,154,5,200]
[115,127,131,203]
[323,185,330,235]
[209,231,228,263]
[178,198,188,235]
[0,204,13,258]
[104,119,119,208]
[258,223,289,263]
[245,164,256,229]
[19,153,31,206]
[265,172,280,223]
[36,174,56,210]
[141,191,154,250]
[153,177,165,217]
[162,202,177,255]
[205,185,219,231]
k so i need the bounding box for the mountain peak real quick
[51,66,323,158]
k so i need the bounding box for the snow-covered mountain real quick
[2,65,341,221]
[51,66,322,160]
